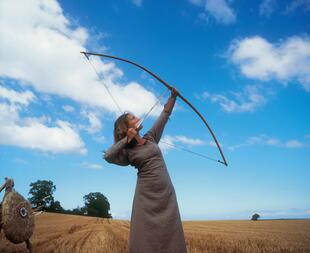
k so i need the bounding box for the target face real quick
[19,207,28,218]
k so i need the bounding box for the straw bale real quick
[2,191,34,243]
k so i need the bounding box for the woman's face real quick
[127,113,142,130]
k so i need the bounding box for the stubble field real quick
[0,213,309,253]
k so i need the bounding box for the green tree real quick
[83,192,112,218]
[47,200,64,213]
[251,213,260,221]
[71,206,87,216]
[28,180,55,210]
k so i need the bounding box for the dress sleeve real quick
[144,95,176,144]
[103,137,130,166]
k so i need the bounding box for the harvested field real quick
[0,213,309,253]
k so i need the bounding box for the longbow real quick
[81,51,228,166]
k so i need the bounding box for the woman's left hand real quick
[171,87,179,97]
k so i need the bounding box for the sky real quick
[0,0,309,220]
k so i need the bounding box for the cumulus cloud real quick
[228,36,310,91]
[0,87,86,154]
[0,0,160,117]
[0,104,86,154]
[228,134,305,150]
[202,85,269,113]
[189,0,236,25]
[0,85,36,105]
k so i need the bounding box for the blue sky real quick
[0,0,309,220]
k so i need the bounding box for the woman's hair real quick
[114,112,139,148]
[114,112,130,143]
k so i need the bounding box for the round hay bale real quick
[2,191,35,243]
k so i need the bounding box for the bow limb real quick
[81,51,174,91]
[177,93,228,166]
[0,182,5,193]
[81,51,228,166]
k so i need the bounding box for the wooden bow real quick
[81,51,228,166]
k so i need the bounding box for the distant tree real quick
[251,213,260,221]
[47,200,64,213]
[71,206,87,216]
[83,192,112,218]
[28,180,55,210]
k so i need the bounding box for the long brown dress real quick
[104,95,188,253]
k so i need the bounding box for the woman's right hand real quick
[127,127,138,142]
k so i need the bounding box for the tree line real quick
[28,180,112,218]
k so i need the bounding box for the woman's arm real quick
[103,136,130,166]
[145,89,178,143]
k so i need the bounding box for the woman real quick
[104,88,187,253]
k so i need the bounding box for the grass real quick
[0,213,309,253]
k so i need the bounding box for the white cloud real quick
[0,0,160,117]
[79,162,103,170]
[0,87,86,154]
[174,135,205,146]
[202,85,268,113]
[205,0,236,24]
[0,85,35,105]
[81,110,102,134]
[159,135,175,152]
[189,0,236,25]
[62,105,75,113]
[159,135,206,153]
[0,105,86,154]
[259,0,277,17]
[87,113,102,134]
[228,134,305,150]
[228,36,310,91]
[285,140,303,148]
[131,0,143,7]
